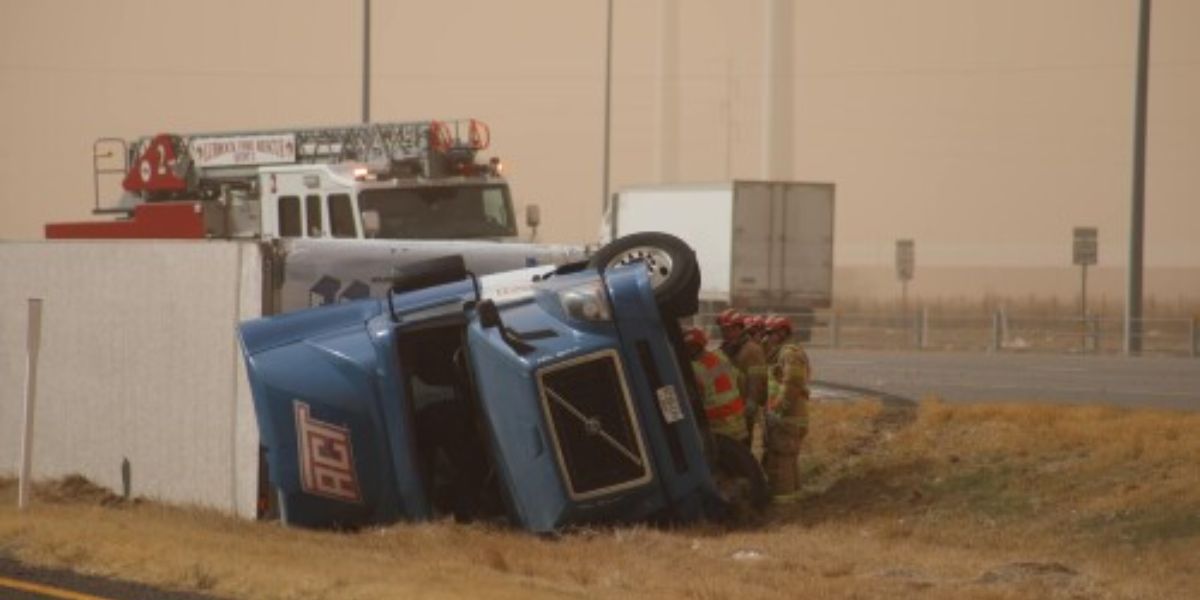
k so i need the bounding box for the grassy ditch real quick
[1,399,1197,599]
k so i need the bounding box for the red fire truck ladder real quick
[94,119,491,211]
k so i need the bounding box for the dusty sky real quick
[1,0,1197,272]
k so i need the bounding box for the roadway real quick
[809,348,1200,411]
[0,557,219,600]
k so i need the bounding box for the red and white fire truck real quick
[48,119,538,242]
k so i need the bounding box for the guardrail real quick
[694,310,1199,357]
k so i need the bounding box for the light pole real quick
[1125,0,1151,355]
[601,0,614,216]
[362,0,371,123]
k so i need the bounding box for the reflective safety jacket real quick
[692,349,748,441]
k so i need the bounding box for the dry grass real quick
[2,399,1198,599]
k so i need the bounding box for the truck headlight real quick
[557,281,612,322]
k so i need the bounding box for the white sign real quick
[1073,227,1098,266]
[895,239,915,282]
[190,134,297,167]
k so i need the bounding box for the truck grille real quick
[538,350,652,499]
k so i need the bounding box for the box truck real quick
[604,181,834,337]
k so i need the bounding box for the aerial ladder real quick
[53,119,498,240]
[97,119,491,210]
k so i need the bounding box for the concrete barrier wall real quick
[0,241,262,517]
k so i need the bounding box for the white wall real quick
[0,241,262,517]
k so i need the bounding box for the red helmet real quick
[743,314,766,334]
[765,315,793,336]
[683,327,708,350]
[716,308,744,328]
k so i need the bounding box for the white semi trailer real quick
[604,181,834,337]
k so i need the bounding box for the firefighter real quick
[716,309,768,445]
[683,327,748,444]
[761,314,812,498]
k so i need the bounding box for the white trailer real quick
[606,181,834,314]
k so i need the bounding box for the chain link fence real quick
[694,310,1200,357]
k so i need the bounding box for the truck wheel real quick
[589,232,700,317]
[711,434,769,525]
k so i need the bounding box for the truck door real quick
[239,301,430,528]
[780,183,834,308]
[460,320,574,532]
[731,182,834,309]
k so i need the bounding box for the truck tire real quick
[711,434,769,525]
[589,232,701,317]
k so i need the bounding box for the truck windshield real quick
[359,184,517,239]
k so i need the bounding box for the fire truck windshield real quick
[359,184,517,239]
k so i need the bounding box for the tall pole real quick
[658,0,679,183]
[1125,0,1151,355]
[761,0,775,179]
[762,0,794,180]
[601,0,614,215]
[362,0,371,123]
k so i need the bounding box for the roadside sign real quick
[895,239,914,282]
[1073,227,1098,266]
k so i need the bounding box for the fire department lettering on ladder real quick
[294,401,362,503]
[191,134,297,168]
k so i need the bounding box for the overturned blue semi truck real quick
[238,233,767,532]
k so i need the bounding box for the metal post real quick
[1081,263,1088,353]
[1125,0,1151,355]
[919,307,929,350]
[361,0,370,123]
[761,0,774,179]
[990,311,1003,353]
[1191,316,1197,358]
[601,0,615,215]
[830,312,840,348]
[657,0,678,183]
[18,299,43,510]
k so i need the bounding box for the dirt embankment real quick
[1,399,1197,599]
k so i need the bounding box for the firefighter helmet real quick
[743,314,766,335]
[765,315,793,336]
[683,327,708,351]
[716,308,744,328]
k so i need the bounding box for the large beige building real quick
[2,0,1197,302]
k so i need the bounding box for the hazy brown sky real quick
[2,0,1197,274]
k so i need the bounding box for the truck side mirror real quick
[362,210,381,238]
[525,204,541,229]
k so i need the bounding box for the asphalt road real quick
[809,349,1200,411]
[0,557,220,600]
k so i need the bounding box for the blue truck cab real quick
[239,240,739,532]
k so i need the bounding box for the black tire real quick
[589,232,701,317]
[711,434,769,525]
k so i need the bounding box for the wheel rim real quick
[604,246,674,288]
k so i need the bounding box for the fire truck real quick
[48,119,536,242]
[45,120,607,312]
